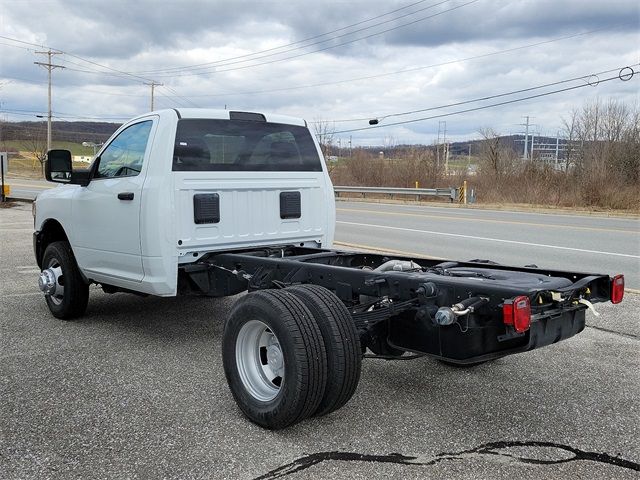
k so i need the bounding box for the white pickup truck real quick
[33,108,624,429]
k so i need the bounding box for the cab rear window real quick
[172,119,322,172]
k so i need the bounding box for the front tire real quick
[222,290,327,429]
[41,241,89,320]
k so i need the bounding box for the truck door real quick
[71,119,155,283]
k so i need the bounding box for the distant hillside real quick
[0,120,121,144]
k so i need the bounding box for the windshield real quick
[172,119,322,172]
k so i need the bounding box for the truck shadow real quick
[79,289,240,341]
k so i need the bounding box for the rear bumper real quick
[388,309,586,365]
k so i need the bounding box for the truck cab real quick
[34,109,336,297]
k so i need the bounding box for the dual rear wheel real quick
[222,285,361,430]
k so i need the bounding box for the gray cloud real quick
[1,0,638,144]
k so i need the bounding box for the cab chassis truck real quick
[33,109,625,429]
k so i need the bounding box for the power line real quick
[0,23,626,104]
[323,64,638,124]
[160,85,201,108]
[333,67,637,134]
[147,0,480,77]
[147,26,622,99]
[132,0,454,75]
[132,0,437,74]
[0,2,470,82]
[0,108,133,121]
[0,34,156,84]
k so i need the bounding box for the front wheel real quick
[40,241,89,319]
[222,290,328,429]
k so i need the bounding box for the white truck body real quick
[34,109,336,296]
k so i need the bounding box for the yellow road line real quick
[337,207,638,234]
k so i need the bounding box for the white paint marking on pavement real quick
[337,221,640,259]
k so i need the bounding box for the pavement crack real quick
[253,440,639,479]
[586,324,638,339]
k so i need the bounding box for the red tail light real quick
[611,274,624,304]
[503,295,531,333]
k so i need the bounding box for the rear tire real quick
[222,290,327,429]
[286,285,362,417]
[41,241,89,320]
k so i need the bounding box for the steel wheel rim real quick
[45,258,65,306]
[236,320,284,402]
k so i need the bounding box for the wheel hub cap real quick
[266,344,284,377]
[38,269,57,295]
[38,265,64,304]
[236,320,285,402]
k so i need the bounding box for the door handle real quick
[117,192,135,201]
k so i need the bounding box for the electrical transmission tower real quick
[517,116,536,160]
[34,50,64,152]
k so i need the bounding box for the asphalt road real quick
[3,178,53,201]
[1,202,639,479]
[335,200,640,290]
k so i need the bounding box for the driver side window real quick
[96,121,153,178]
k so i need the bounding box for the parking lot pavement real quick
[2,202,639,479]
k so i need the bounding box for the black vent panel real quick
[193,193,220,224]
[280,191,301,219]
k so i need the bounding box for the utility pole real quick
[436,120,446,167]
[34,49,64,152]
[144,81,163,111]
[530,131,536,160]
[555,131,560,166]
[444,141,450,175]
[517,116,536,160]
[349,135,352,159]
[442,121,448,174]
[522,116,530,160]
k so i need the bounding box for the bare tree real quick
[561,108,579,172]
[312,119,335,159]
[477,127,515,177]
[21,125,48,175]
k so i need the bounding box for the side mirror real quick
[45,150,72,183]
[45,149,92,186]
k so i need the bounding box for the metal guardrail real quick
[3,182,462,203]
[334,185,459,202]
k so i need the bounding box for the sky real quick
[0,0,638,145]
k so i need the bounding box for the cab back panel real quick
[174,172,327,252]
